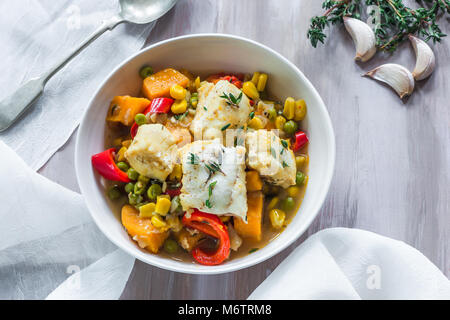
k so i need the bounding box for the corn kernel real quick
[170,84,187,100]
[283,97,295,120]
[194,76,201,89]
[122,139,132,148]
[166,215,182,232]
[251,72,260,85]
[242,81,260,100]
[171,99,188,114]
[294,99,307,121]
[275,116,286,130]
[287,186,300,197]
[269,209,286,229]
[267,197,279,210]
[139,203,156,218]
[116,146,127,162]
[151,215,167,229]
[257,73,268,91]
[248,116,264,130]
[155,196,171,216]
[169,164,182,181]
[113,137,123,147]
[295,155,308,169]
[159,194,171,200]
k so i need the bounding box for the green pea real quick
[267,107,277,121]
[134,175,149,195]
[124,182,135,194]
[147,183,162,201]
[117,161,129,172]
[135,113,147,126]
[107,185,121,200]
[139,66,153,79]
[282,197,295,211]
[283,120,298,135]
[296,171,306,186]
[164,239,178,254]
[127,168,139,181]
[128,193,143,205]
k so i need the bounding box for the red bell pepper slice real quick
[91,148,130,182]
[148,97,174,114]
[130,122,139,138]
[130,98,174,138]
[207,73,243,88]
[182,210,230,265]
[292,131,309,152]
[165,186,181,198]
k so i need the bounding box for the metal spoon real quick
[0,0,178,132]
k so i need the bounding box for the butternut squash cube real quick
[234,191,263,241]
[106,96,150,126]
[121,205,168,253]
[246,170,263,192]
[142,68,189,100]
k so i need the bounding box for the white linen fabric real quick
[1,139,449,299]
[0,0,154,170]
[0,141,135,299]
[248,228,450,300]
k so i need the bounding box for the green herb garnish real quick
[307,0,449,53]
[205,181,217,208]
[249,111,255,119]
[174,111,189,121]
[221,123,231,131]
[220,92,243,108]
[282,161,289,168]
[249,248,259,253]
[281,140,289,148]
[189,152,200,165]
[270,147,277,159]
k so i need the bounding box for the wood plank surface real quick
[40,0,450,299]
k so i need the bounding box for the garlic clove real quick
[409,34,435,81]
[344,17,377,62]
[365,64,415,99]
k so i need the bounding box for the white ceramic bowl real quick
[75,34,335,274]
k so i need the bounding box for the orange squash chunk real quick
[142,68,189,99]
[234,191,263,241]
[106,96,150,126]
[121,205,168,253]
[246,170,263,192]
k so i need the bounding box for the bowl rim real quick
[75,33,336,274]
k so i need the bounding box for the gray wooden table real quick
[40,0,449,299]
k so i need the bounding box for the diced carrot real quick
[106,96,150,126]
[142,68,189,100]
[121,205,168,253]
[246,170,263,192]
[234,191,263,241]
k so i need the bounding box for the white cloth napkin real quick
[0,0,154,171]
[0,141,134,299]
[1,141,449,299]
[249,228,450,300]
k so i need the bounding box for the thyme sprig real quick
[205,181,217,208]
[307,0,449,52]
[220,92,243,108]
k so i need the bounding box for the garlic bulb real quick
[344,17,377,62]
[409,34,435,81]
[365,64,415,99]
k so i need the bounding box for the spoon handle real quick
[0,15,124,132]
